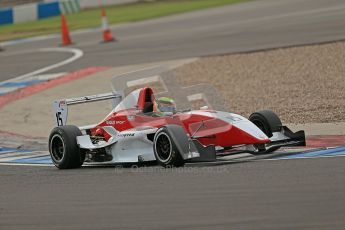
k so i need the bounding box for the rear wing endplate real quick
[53,91,123,126]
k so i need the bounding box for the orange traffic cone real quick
[101,8,116,43]
[60,13,73,46]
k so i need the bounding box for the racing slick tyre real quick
[249,110,282,153]
[153,127,185,168]
[49,125,85,169]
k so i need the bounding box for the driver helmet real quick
[155,97,176,114]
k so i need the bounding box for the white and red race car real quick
[49,84,305,169]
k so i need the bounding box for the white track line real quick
[0,151,31,158]
[0,47,83,84]
[263,154,345,161]
[0,162,53,167]
[0,152,49,162]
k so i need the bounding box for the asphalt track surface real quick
[1,0,345,229]
[1,157,345,230]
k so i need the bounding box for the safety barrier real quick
[0,0,141,25]
[60,0,81,14]
[0,1,61,25]
[0,8,13,24]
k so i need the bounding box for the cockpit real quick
[113,87,156,113]
[113,87,176,116]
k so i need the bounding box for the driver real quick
[152,97,177,117]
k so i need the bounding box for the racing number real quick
[56,112,63,126]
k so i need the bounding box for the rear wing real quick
[53,91,123,126]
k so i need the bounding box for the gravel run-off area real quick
[175,41,345,124]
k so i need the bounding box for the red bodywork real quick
[91,88,269,147]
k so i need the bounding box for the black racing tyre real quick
[153,127,185,167]
[249,110,282,153]
[249,110,282,138]
[48,125,85,169]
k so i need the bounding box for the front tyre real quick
[249,110,283,153]
[49,125,85,169]
[249,110,282,138]
[153,128,185,167]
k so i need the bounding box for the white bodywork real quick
[188,110,270,141]
[77,126,157,163]
[216,111,270,141]
[109,128,157,163]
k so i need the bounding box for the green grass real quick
[0,0,247,42]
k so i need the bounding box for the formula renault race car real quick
[49,83,306,169]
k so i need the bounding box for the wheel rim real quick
[50,134,65,162]
[155,132,172,163]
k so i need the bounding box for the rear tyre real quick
[49,125,85,169]
[249,110,282,153]
[153,127,185,167]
